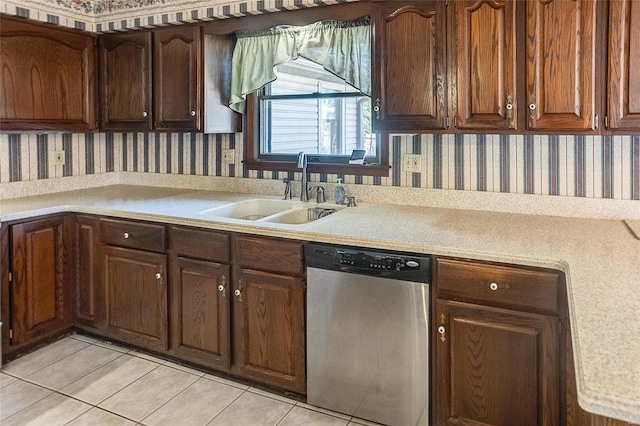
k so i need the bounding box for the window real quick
[258,58,377,163]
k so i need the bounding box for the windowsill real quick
[243,160,390,177]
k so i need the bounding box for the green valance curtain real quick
[229,17,370,114]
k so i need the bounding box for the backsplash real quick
[1,132,639,201]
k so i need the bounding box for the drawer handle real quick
[489,282,499,291]
[123,232,130,239]
[155,273,162,280]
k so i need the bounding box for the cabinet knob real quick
[190,110,196,117]
[489,282,498,291]
[234,288,243,302]
[506,95,513,120]
[374,98,381,120]
[143,111,148,117]
[437,325,446,342]
[218,276,227,298]
[529,95,536,120]
[123,232,130,239]
[155,273,162,280]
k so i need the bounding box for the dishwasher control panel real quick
[305,243,431,283]
[336,251,420,271]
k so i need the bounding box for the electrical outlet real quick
[222,149,235,164]
[54,150,65,166]
[402,154,422,172]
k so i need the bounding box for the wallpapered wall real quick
[2,0,639,201]
[1,0,352,32]
[1,132,639,200]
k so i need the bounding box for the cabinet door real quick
[233,269,305,394]
[10,216,73,347]
[154,26,201,131]
[455,0,517,130]
[103,246,168,351]
[607,0,640,130]
[526,0,597,131]
[99,32,152,131]
[0,16,96,131]
[171,257,231,370]
[372,1,448,131]
[435,300,560,426]
[75,215,103,332]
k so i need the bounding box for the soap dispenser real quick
[334,178,346,205]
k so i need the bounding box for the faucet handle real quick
[282,178,292,200]
[346,196,357,207]
[310,186,326,203]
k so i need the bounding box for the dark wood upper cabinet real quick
[372,1,448,131]
[99,32,152,131]
[153,25,202,131]
[0,15,97,131]
[525,0,598,131]
[454,0,517,130]
[607,0,640,131]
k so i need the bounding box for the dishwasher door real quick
[307,267,430,426]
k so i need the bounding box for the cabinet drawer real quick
[170,226,229,263]
[100,218,166,252]
[435,258,560,314]
[234,235,304,276]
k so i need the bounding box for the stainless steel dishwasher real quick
[305,243,431,426]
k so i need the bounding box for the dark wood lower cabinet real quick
[103,245,168,351]
[233,268,306,394]
[435,300,560,426]
[8,216,74,351]
[74,215,102,332]
[171,256,230,370]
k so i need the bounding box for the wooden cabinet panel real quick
[435,300,560,426]
[100,218,166,252]
[103,246,168,351]
[99,32,152,131]
[372,1,448,131]
[171,257,230,370]
[607,0,640,130]
[10,216,73,347]
[234,235,304,276]
[0,15,96,131]
[75,215,102,331]
[526,0,597,131]
[233,269,305,393]
[455,0,517,130]
[436,257,560,314]
[170,226,229,263]
[154,25,202,131]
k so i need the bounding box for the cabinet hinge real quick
[445,116,451,129]
[8,272,11,282]
[594,115,599,130]
[9,329,13,339]
[604,115,609,129]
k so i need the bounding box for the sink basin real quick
[260,206,343,225]
[199,199,344,224]
[199,199,297,220]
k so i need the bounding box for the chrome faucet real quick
[282,178,292,200]
[297,152,309,202]
[310,186,325,203]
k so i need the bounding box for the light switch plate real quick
[222,149,235,164]
[402,154,421,172]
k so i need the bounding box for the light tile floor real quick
[0,334,381,426]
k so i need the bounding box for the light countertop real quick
[1,185,639,423]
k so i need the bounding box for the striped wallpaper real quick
[1,132,639,201]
